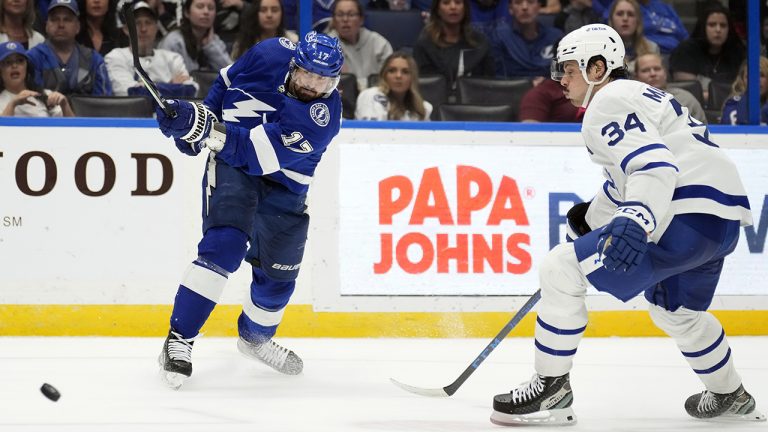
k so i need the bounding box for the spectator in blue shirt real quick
[720,57,768,125]
[470,0,508,29]
[27,0,112,95]
[487,0,562,81]
[602,0,687,54]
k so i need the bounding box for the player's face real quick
[611,0,638,39]
[559,61,588,107]
[290,67,335,102]
[705,12,728,48]
[634,55,666,89]
[258,0,282,33]
[437,0,464,26]
[509,0,539,25]
[0,54,28,90]
[46,8,80,43]
[332,0,362,43]
[185,0,215,31]
[383,57,412,96]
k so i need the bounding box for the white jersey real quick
[582,79,752,242]
[104,47,199,96]
[354,86,432,121]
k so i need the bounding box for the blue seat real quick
[364,10,424,51]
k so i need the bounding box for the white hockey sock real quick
[180,259,228,303]
[535,243,589,377]
[649,304,742,393]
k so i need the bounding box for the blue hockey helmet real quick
[290,32,344,98]
[294,31,344,78]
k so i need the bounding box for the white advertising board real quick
[1,122,767,312]
[337,141,768,296]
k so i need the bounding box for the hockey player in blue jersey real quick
[490,24,765,425]
[153,31,344,389]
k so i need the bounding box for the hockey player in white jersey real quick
[490,24,765,426]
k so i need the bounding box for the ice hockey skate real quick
[158,329,196,390]
[237,336,303,375]
[685,385,766,422]
[491,373,576,426]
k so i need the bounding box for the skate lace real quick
[697,391,719,413]
[256,340,290,367]
[168,331,196,363]
[511,374,546,404]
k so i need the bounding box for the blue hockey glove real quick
[173,137,202,156]
[155,99,215,144]
[597,216,648,274]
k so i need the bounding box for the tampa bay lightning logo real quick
[279,37,296,50]
[310,103,330,127]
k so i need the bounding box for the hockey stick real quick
[390,289,541,398]
[120,3,177,118]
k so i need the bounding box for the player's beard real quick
[289,79,321,102]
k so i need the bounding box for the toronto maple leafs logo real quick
[279,37,296,50]
[310,103,330,127]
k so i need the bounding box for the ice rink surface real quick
[1,336,766,432]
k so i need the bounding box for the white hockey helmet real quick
[551,23,626,83]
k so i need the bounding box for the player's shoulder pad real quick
[245,36,297,62]
[262,36,298,53]
[590,79,648,106]
[585,79,661,123]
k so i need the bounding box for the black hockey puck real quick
[40,383,60,401]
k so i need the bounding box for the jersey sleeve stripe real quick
[672,185,751,209]
[636,161,679,173]
[281,168,313,185]
[249,125,280,174]
[602,181,622,206]
[620,143,669,172]
[220,64,232,87]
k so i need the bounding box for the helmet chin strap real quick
[580,69,611,109]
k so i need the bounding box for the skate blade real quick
[157,354,187,390]
[698,408,766,423]
[490,407,577,426]
[160,371,187,390]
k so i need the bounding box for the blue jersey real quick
[203,37,343,194]
[27,41,112,96]
[488,21,562,78]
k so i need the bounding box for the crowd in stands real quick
[0,0,766,124]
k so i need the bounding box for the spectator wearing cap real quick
[158,0,232,72]
[26,0,112,95]
[0,41,73,116]
[0,0,45,49]
[486,0,562,81]
[326,0,392,90]
[76,0,121,56]
[105,1,197,98]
